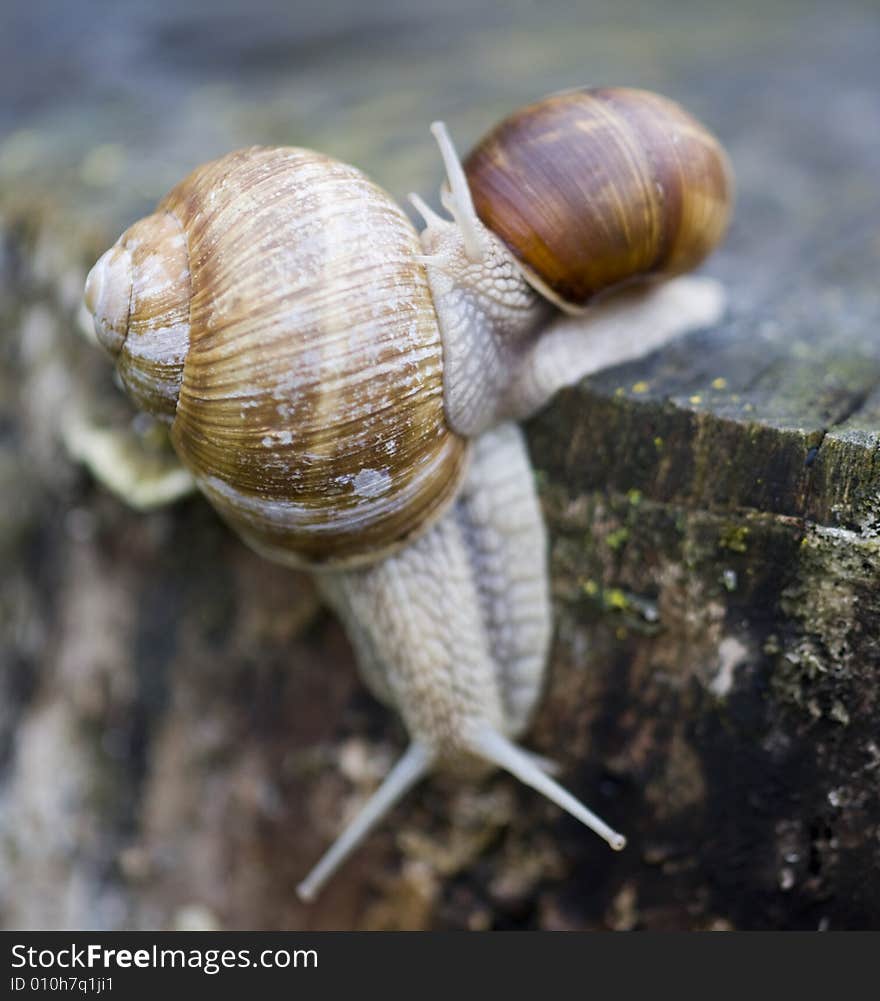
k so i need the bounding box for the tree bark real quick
[1,0,879,930]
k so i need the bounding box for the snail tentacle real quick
[407,191,447,231]
[296,742,434,902]
[470,727,626,851]
[430,120,486,263]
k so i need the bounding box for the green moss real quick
[719,524,750,553]
[606,527,630,550]
[606,587,629,610]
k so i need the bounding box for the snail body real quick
[82,87,732,900]
[417,86,732,434]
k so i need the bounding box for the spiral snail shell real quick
[85,147,468,568]
[463,87,733,310]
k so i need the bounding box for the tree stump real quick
[1,0,878,929]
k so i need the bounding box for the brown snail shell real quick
[85,146,468,569]
[463,87,733,310]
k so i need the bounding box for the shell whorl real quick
[463,87,733,310]
[85,211,191,420]
[86,146,468,569]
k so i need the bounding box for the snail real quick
[81,87,732,902]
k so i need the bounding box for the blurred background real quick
[1,0,879,930]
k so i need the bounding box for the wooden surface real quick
[1,0,879,929]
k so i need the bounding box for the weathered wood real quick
[1,0,879,929]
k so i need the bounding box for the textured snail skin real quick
[82,89,731,901]
[320,422,549,755]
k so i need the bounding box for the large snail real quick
[81,87,732,901]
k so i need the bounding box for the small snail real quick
[82,87,732,901]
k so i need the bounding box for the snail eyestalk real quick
[470,727,627,851]
[430,120,486,263]
[296,742,435,902]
